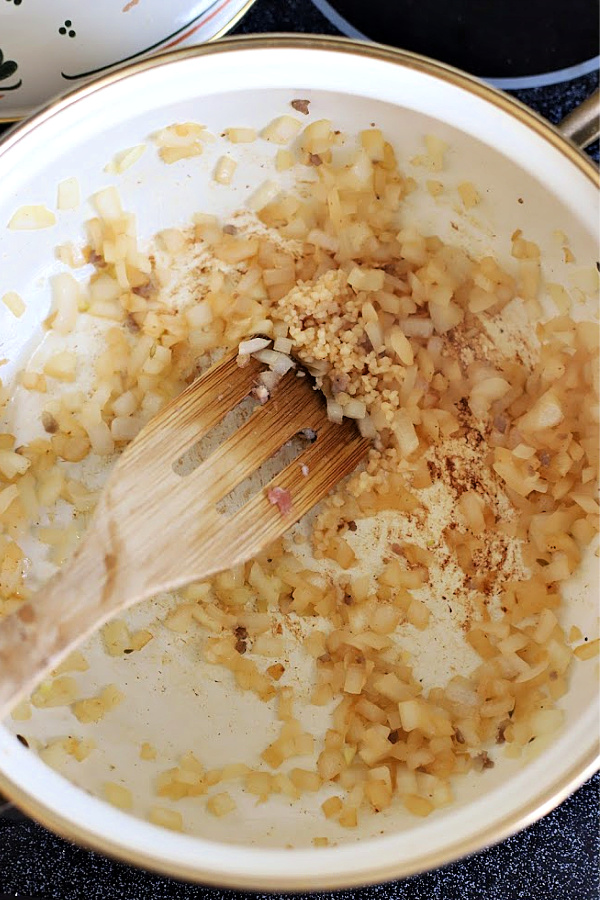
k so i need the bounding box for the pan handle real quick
[557,88,600,150]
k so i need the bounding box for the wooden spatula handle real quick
[0,516,113,718]
[0,349,372,721]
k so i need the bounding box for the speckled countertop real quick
[0,1,598,897]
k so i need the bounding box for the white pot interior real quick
[0,39,597,889]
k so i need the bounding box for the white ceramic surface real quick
[0,0,255,120]
[0,36,597,891]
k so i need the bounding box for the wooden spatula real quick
[0,349,370,718]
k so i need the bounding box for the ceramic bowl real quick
[0,0,256,121]
[0,35,597,891]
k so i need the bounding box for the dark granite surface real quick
[0,0,598,896]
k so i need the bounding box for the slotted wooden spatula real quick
[0,349,370,718]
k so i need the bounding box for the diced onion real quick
[262,116,302,145]
[1,291,25,318]
[239,337,271,355]
[214,156,237,185]
[248,181,280,212]
[57,177,80,211]
[9,205,56,230]
[224,128,257,143]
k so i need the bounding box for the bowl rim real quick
[0,32,598,891]
[1,32,598,188]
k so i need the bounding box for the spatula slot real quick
[215,430,316,517]
[162,363,328,505]
[172,395,259,477]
